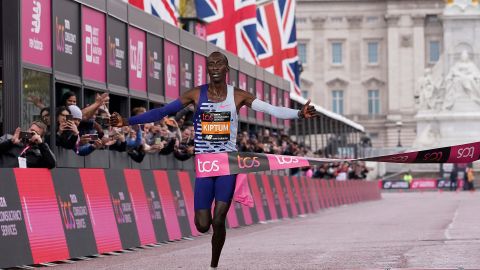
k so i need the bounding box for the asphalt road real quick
[53,191,480,270]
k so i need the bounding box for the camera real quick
[19,131,33,141]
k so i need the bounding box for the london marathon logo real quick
[85,24,102,64]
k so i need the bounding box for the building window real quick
[429,41,440,63]
[368,90,380,115]
[332,90,344,114]
[298,42,307,65]
[368,42,379,64]
[22,69,51,130]
[332,42,343,64]
[301,90,308,99]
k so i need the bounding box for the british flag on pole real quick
[128,0,179,27]
[256,0,301,95]
[195,0,258,64]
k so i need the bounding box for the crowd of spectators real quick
[0,91,368,179]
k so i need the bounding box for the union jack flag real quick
[256,0,301,95]
[128,0,179,27]
[195,0,258,64]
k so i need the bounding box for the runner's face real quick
[207,54,228,83]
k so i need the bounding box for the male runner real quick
[110,51,316,269]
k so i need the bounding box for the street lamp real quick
[396,121,403,147]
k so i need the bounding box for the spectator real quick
[450,165,458,191]
[173,124,195,161]
[69,105,102,156]
[464,167,475,191]
[55,106,79,149]
[402,170,413,187]
[0,121,56,168]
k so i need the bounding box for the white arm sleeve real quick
[251,99,300,119]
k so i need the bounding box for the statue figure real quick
[416,68,438,110]
[443,50,480,110]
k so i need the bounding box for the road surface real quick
[53,191,480,270]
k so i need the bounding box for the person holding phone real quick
[55,106,79,149]
[0,121,56,168]
[110,51,317,269]
[68,105,103,156]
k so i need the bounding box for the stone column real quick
[412,14,426,110]
[385,14,401,113]
[347,16,363,115]
[310,16,326,107]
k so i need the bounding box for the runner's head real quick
[207,51,229,84]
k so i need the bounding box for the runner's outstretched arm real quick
[238,89,317,119]
[110,89,197,126]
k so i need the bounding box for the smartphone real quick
[155,137,162,145]
[19,131,33,141]
[85,133,99,142]
[66,115,73,121]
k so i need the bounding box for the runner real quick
[110,51,317,269]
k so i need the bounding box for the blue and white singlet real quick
[193,84,238,154]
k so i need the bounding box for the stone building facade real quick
[296,0,445,147]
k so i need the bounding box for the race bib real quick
[201,112,231,141]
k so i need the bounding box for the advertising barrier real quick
[0,168,380,268]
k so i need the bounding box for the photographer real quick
[55,106,79,149]
[0,121,56,168]
[68,105,103,156]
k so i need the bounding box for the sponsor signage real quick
[239,72,248,117]
[107,17,127,88]
[164,41,179,99]
[437,179,452,189]
[180,48,193,95]
[193,53,206,87]
[410,178,438,189]
[147,34,163,96]
[272,175,290,218]
[271,87,277,125]
[176,171,199,236]
[256,80,264,121]
[123,170,157,245]
[229,152,270,173]
[140,171,169,242]
[14,169,69,263]
[53,0,80,76]
[247,76,255,119]
[79,169,122,253]
[104,170,141,249]
[128,27,146,92]
[51,169,97,258]
[248,174,267,221]
[22,0,51,68]
[152,170,182,241]
[229,69,238,87]
[82,6,106,83]
[0,169,33,268]
[165,171,192,237]
[381,180,410,189]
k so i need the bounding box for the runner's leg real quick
[210,174,237,268]
[194,177,215,233]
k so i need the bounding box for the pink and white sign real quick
[239,73,247,117]
[410,179,437,189]
[194,153,230,178]
[266,154,309,171]
[128,27,146,92]
[256,80,264,121]
[164,41,179,99]
[22,0,51,68]
[271,87,277,125]
[193,53,206,87]
[82,6,105,83]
